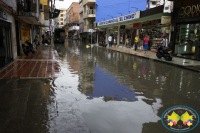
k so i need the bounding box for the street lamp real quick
[131,7,138,12]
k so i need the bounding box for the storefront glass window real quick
[175,23,200,57]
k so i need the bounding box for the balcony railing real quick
[87,9,95,15]
[87,24,93,29]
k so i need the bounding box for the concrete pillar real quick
[117,26,120,47]
[106,29,108,44]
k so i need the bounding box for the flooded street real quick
[0,40,200,133]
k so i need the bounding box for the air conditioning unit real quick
[39,4,44,12]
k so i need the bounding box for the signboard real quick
[161,16,171,24]
[179,4,200,18]
[89,29,93,33]
[113,26,118,31]
[133,23,140,28]
[97,11,140,26]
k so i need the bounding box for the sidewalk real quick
[96,44,200,72]
[0,45,60,79]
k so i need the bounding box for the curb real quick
[96,45,200,73]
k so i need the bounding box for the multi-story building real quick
[58,9,67,28]
[82,0,96,42]
[65,2,79,38]
[150,0,173,13]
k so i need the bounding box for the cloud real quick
[55,0,79,9]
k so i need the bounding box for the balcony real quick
[87,24,93,29]
[84,9,95,18]
[17,1,42,25]
[79,7,83,13]
[83,0,96,6]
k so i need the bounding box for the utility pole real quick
[146,0,149,10]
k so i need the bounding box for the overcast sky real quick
[55,0,79,9]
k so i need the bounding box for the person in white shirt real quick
[108,35,112,47]
[162,36,168,48]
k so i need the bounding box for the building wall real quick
[96,0,146,23]
[72,3,79,22]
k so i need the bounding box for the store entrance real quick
[0,21,13,69]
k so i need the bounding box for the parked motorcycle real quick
[22,40,35,56]
[156,45,173,61]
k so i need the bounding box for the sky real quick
[55,0,79,9]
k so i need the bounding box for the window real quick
[152,1,156,5]
[61,22,63,25]
[165,7,169,10]
[61,14,63,17]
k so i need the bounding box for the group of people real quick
[100,34,169,52]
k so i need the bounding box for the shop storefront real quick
[20,22,31,44]
[0,19,13,69]
[172,0,200,60]
[140,17,171,51]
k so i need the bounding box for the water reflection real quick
[53,40,200,133]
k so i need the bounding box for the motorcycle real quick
[22,40,35,56]
[156,45,173,61]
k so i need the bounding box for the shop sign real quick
[113,26,118,31]
[19,11,34,16]
[133,23,140,28]
[161,16,171,24]
[0,9,7,20]
[97,11,140,26]
[179,4,200,18]
[142,20,158,27]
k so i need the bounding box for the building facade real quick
[0,0,55,70]
[65,2,79,38]
[95,0,172,52]
[171,0,200,60]
[59,9,67,28]
[82,0,96,43]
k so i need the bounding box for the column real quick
[117,26,120,47]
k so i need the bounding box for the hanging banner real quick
[161,16,171,24]
[21,23,30,44]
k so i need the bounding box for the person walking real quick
[114,37,117,47]
[143,35,149,54]
[134,35,139,51]
[108,35,112,47]
[162,36,168,48]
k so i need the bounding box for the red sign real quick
[133,23,140,28]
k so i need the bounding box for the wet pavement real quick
[0,40,200,133]
[0,49,60,78]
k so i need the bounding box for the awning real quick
[17,16,42,25]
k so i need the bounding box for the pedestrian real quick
[108,35,112,47]
[114,37,116,47]
[134,35,139,51]
[162,36,168,48]
[143,35,149,53]
[126,37,129,47]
